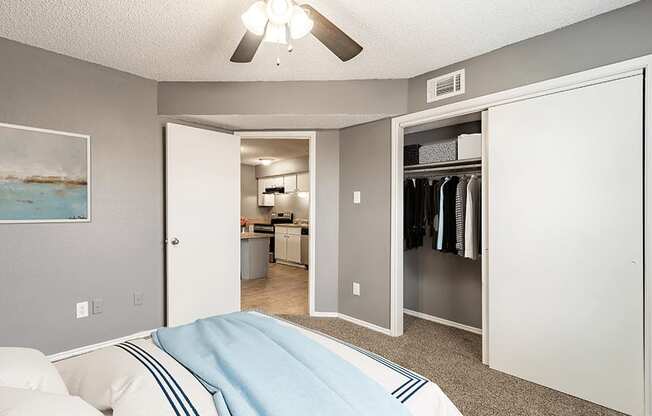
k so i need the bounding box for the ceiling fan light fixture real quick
[289,5,313,39]
[266,0,294,25]
[263,22,287,44]
[241,1,268,35]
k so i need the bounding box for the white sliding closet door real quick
[166,123,241,327]
[488,75,644,415]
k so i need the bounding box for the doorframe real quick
[236,130,318,316]
[390,55,652,413]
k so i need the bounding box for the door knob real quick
[170,238,180,246]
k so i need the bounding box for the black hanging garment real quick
[404,179,416,249]
[441,176,459,253]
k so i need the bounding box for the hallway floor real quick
[241,263,308,315]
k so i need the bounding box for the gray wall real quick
[159,80,408,117]
[241,164,268,220]
[314,130,340,313]
[255,156,308,178]
[0,38,163,354]
[404,249,482,328]
[339,119,392,328]
[408,0,652,113]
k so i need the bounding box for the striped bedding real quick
[56,312,461,416]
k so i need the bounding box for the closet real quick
[403,114,484,332]
[400,71,645,416]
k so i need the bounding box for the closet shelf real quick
[404,158,482,174]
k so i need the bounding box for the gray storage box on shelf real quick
[419,140,457,164]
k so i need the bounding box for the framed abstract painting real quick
[0,122,91,223]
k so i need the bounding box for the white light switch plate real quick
[353,191,361,204]
[76,301,89,319]
[353,282,361,296]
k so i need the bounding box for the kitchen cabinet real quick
[267,175,284,188]
[275,226,301,264]
[257,178,275,206]
[297,172,309,192]
[283,174,297,193]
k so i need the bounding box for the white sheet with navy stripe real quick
[58,312,461,416]
[249,312,461,416]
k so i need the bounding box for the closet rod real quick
[404,163,482,175]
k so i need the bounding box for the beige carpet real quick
[280,314,624,416]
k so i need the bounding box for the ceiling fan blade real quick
[301,4,362,62]
[230,30,264,63]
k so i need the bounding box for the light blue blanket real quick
[153,312,410,416]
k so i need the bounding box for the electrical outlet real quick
[92,298,103,315]
[76,301,89,319]
[133,292,144,306]
[353,282,361,296]
[353,191,361,204]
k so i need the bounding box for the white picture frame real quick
[0,122,91,224]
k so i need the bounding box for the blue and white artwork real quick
[0,123,90,223]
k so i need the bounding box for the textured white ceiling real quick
[177,114,390,130]
[0,0,637,81]
[241,138,309,166]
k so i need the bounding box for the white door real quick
[488,75,644,415]
[166,123,241,327]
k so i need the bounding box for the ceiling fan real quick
[231,0,363,64]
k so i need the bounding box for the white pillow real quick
[0,348,68,394]
[56,338,217,416]
[0,387,102,416]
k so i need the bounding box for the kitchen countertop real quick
[241,232,272,240]
[275,224,309,228]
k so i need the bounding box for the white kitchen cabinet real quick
[257,178,275,206]
[297,172,309,192]
[275,226,302,264]
[286,234,301,263]
[283,174,297,193]
[267,175,284,188]
[274,233,286,260]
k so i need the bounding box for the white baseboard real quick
[404,309,482,335]
[337,313,392,336]
[47,329,156,362]
[310,311,339,318]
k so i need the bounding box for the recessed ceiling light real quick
[258,158,274,166]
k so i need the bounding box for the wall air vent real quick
[427,69,466,103]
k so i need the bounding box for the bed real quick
[7,311,462,416]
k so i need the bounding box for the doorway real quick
[238,131,316,316]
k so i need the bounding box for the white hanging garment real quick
[464,175,480,259]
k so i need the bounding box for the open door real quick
[166,123,241,327]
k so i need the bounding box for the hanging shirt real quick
[435,177,450,250]
[441,176,459,253]
[455,176,469,256]
[404,179,416,250]
[464,176,481,260]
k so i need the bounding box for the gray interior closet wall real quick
[403,122,483,328]
[339,119,392,328]
[0,38,163,354]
